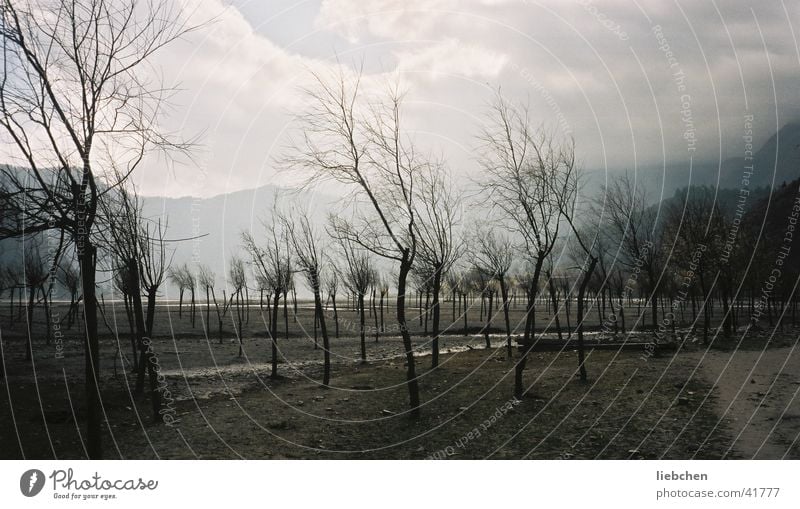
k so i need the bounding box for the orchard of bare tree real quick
[1,0,799,461]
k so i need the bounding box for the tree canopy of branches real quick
[226,255,247,356]
[414,164,462,367]
[338,236,374,363]
[472,227,514,358]
[601,174,663,340]
[281,205,332,386]
[663,186,726,342]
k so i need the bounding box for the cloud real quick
[126,0,800,198]
[315,0,457,43]
[395,39,508,80]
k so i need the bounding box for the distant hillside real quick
[742,178,800,274]
[718,123,800,190]
[583,122,800,200]
[657,185,772,221]
[2,122,799,293]
[139,184,339,289]
[0,177,339,293]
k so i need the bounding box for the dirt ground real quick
[1,302,799,459]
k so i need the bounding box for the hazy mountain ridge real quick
[139,184,339,289]
[2,123,799,288]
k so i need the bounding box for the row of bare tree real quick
[2,0,796,459]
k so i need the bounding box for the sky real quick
[134,0,800,198]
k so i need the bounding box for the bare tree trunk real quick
[123,294,137,372]
[423,287,430,335]
[721,288,732,337]
[500,276,512,359]
[359,293,366,362]
[236,290,243,357]
[80,242,102,459]
[132,264,163,422]
[145,288,158,338]
[372,290,379,343]
[380,292,385,333]
[398,256,420,419]
[418,290,423,326]
[332,293,339,338]
[596,291,602,327]
[205,287,211,335]
[25,283,35,361]
[314,300,319,350]
[564,287,572,337]
[18,287,24,321]
[266,292,272,330]
[292,287,298,322]
[548,276,563,342]
[452,288,457,324]
[431,269,442,368]
[270,292,280,379]
[191,288,196,328]
[211,288,223,344]
[576,258,598,383]
[8,286,14,326]
[283,290,289,339]
[484,290,494,348]
[463,293,468,336]
[42,287,52,346]
[515,257,543,399]
[244,286,249,325]
[607,287,618,334]
[314,283,331,386]
[649,269,659,333]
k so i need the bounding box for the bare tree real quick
[324,269,340,338]
[338,237,374,363]
[197,265,230,344]
[445,270,464,328]
[2,259,22,326]
[197,264,216,337]
[0,0,194,457]
[139,216,170,338]
[663,186,725,343]
[470,266,496,348]
[601,174,662,338]
[289,66,423,417]
[227,256,247,357]
[548,143,598,382]
[281,205,332,386]
[169,264,192,320]
[22,243,48,361]
[59,259,80,328]
[473,227,514,358]
[243,215,291,379]
[478,93,567,399]
[97,182,162,417]
[113,264,138,372]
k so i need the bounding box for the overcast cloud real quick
[135,0,800,197]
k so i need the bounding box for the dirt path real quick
[689,338,800,459]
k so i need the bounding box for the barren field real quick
[2,301,799,459]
